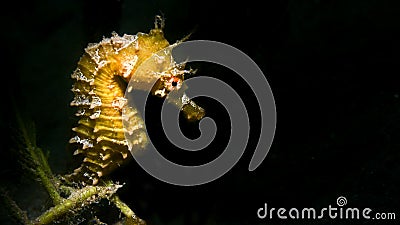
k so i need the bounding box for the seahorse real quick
[67,16,205,186]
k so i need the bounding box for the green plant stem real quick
[31,146,63,205]
[0,189,32,225]
[111,195,146,225]
[34,183,121,225]
[16,115,63,205]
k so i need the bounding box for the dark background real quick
[1,0,399,224]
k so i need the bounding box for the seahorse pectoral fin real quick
[126,70,159,93]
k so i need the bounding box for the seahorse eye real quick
[172,81,177,87]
